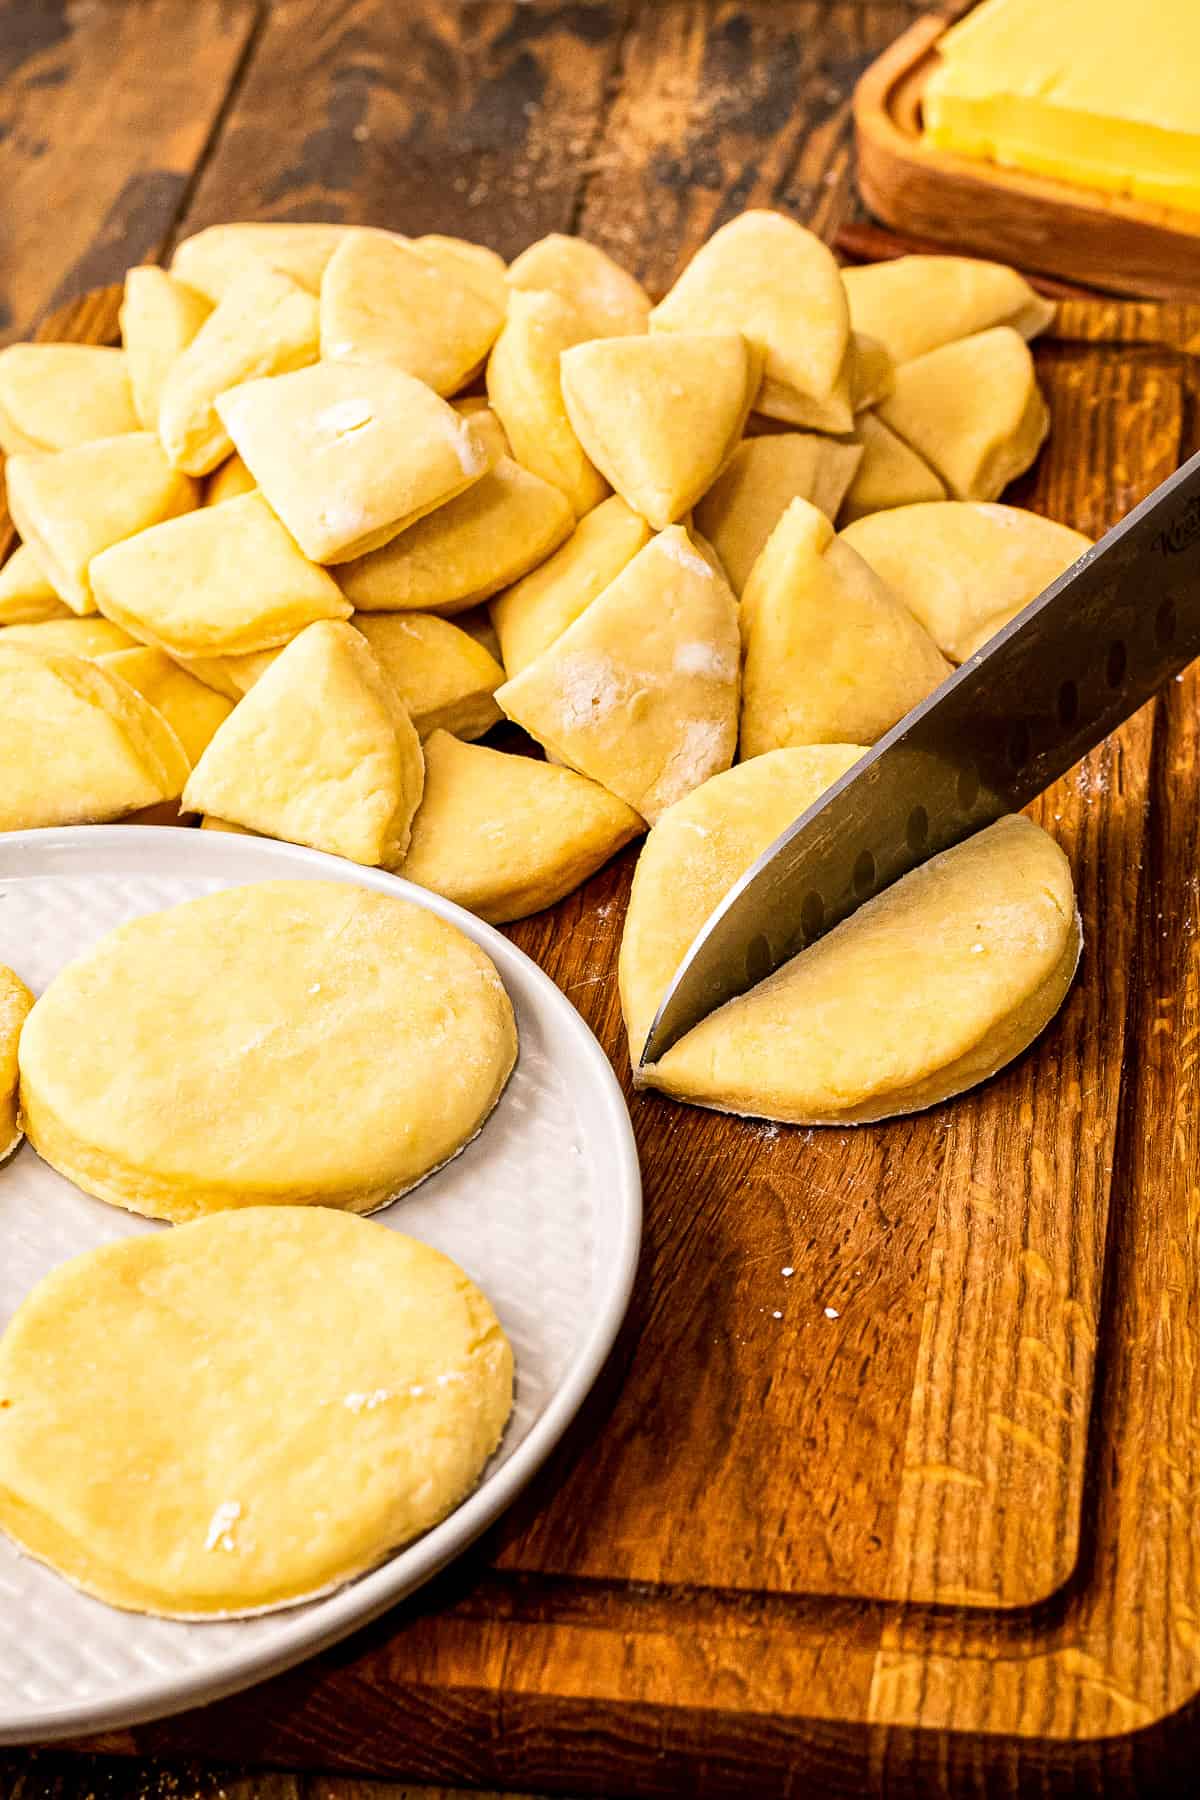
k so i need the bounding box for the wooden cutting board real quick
[3,279,1200,1797]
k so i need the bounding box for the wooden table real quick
[6,3,1200,1797]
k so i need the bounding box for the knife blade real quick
[640,446,1200,1067]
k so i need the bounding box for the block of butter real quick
[923,0,1200,215]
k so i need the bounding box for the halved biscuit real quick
[490,495,651,677]
[693,433,864,593]
[182,621,424,866]
[506,233,651,338]
[217,360,491,564]
[399,730,643,919]
[119,267,212,431]
[90,491,350,657]
[0,345,139,456]
[560,332,760,531]
[486,289,609,516]
[843,255,1055,366]
[739,497,950,757]
[5,434,198,615]
[353,613,504,740]
[496,524,740,824]
[337,456,572,616]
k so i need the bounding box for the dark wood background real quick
[6,4,1200,1799]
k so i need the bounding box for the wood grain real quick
[173,0,627,261]
[0,0,259,346]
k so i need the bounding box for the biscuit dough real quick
[642,815,1080,1123]
[90,491,351,657]
[843,255,1055,366]
[489,496,651,677]
[838,412,947,525]
[217,360,491,564]
[1,966,34,1161]
[619,745,866,1060]
[337,456,572,615]
[0,1206,513,1615]
[497,525,740,824]
[181,621,425,866]
[560,332,761,531]
[353,614,504,741]
[204,452,257,506]
[400,730,643,921]
[841,501,1092,662]
[170,222,387,301]
[119,266,212,431]
[96,647,234,765]
[0,644,189,830]
[0,345,139,456]
[5,434,199,615]
[0,617,137,658]
[18,880,517,1221]
[486,290,609,516]
[0,546,70,626]
[739,499,950,757]
[875,326,1049,501]
[506,233,652,339]
[694,433,864,593]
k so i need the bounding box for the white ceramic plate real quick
[0,827,641,1745]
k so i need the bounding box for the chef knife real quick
[640,446,1200,1067]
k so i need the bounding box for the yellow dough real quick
[506,233,652,338]
[170,222,395,302]
[838,412,947,525]
[497,525,740,824]
[452,399,509,464]
[336,456,572,616]
[0,1207,513,1617]
[119,266,213,430]
[0,617,137,658]
[486,290,609,516]
[411,236,508,313]
[739,498,950,757]
[0,644,189,830]
[455,602,505,667]
[843,255,1055,366]
[641,815,1080,1124]
[353,614,504,740]
[559,332,761,531]
[875,326,1049,501]
[19,879,516,1222]
[489,496,651,677]
[0,546,72,625]
[693,433,864,593]
[204,451,257,506]
[5,435,198,615]
[90,491,350,657]
[399,730,643,920]
[321,230,505,396]
[650,211,852,431]
[0,345,139,456]
[851,333,895,411]
[158,265,321,477]
[840,501,1092,662]
[96,647,234,765]
[619,745,866,1060]
[1,966,34,1161]
[181,621,424,866]
[217,360,491,564]
[168,646,281,701]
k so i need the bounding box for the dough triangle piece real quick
[119,267,212,431]
[619,745,866,1061]
[0,546,73,625]
[0,345,138,456]
[739,497,950,757]
[1,965,33,1161]
[5,435,198,615]
[170,222,397,301]
[0,643,190,830]
[650,211,851,430]
[217,360,491,564]
[875,326,1049,501]
[97,647,234,766]
[90,491,350,657]
[204,452,256,506]
[560,332,760,530]
[0,617,137,658]
[642,816,1080,1125]
[353,614,504,740]
[336,456,572,615]
[410,236,508,313]
[320,230,505,395]
[489,495,651,676]
[843,255,1055,366]
[693,433,864,593]
[168,646,281,701]
[496,524,740,824]
[399,730,643,920]
[838,412,946,525]
[486,290,609,516]
[841,501,1091,661]
[158,264,320,476]
[506,234,651,338]
[182,621,424,866]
